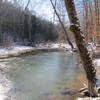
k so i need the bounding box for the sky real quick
[29,0,54,20]
[11,0,54,21]
[8,0,83,23]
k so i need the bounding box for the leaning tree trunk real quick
[64,0,98,97]
[50,0,74,50]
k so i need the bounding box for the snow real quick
[51,43,71,49]
[94,59,100,67]
[0,95,7,100]
[77,97,100,100]
[39,43,72,49]
[0,45,34,58]
[0,72,12,100]
[87,43,96,52]
[0,43,74,58]
[0,43,99,59]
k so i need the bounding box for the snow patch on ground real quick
[0,45,33,54]
[77,97,100,100]
[51,43,71,49]
[94,59,100,67]
[87,43,96,52]
[0,45,34,58]
[0,72,12,100]
[39,43,72,49]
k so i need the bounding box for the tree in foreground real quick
[64,0,98,97]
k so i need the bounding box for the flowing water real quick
[0,52,86,100]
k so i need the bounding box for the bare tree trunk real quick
[64,0,98,97]
[50,0,74,50]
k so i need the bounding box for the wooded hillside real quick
[0,1,58,46]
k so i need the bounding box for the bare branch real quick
[49,0,74,50]
[24,0,30,11]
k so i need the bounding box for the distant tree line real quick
[0,1,58,46]
[81,0,100,44]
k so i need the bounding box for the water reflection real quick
[0,52,86,100]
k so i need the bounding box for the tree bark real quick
[64,0,98,97]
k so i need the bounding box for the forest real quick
[0,0,58,46]
[0,0,99,100]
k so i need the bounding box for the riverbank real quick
[0,43,72,59]
[76,58,100,100]
[0,42,100,59]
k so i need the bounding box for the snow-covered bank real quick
[0,42,99,59]
[39,43,72,50]
[0,43,71,58]
[0,74,11,100]
[0,46,34,58]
